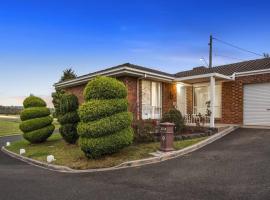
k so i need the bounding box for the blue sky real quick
[0,0,270,107]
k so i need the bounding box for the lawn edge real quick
[0,133,22,138]
[1,125,238,173]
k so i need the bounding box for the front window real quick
[141,80,162,119]
[194,84,222,118]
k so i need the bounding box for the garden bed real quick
[6,133,207,169]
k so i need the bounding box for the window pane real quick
[142,80,151,105]
[141,80,162,119]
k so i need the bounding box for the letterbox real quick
[160,122,175,152]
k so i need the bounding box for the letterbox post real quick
[159,122,175,152]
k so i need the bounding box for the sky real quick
[0,0,270,107]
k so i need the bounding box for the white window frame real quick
[141,80,162,120]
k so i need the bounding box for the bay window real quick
[141,80,162,119]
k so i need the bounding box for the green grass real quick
[0,117,60,137]
[0,118,21,136]
[6,134,207,169]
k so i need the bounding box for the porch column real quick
[210,76,215,128]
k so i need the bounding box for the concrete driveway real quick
[1,128,270,200]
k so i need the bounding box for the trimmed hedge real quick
[78,76,133,158]
[57,111,80,124]
[59,94,79,114]
[79,127,133,159]
[19,95,54,143]
[161,108,185,133]
[58,94,80,144]
[59,124,78,144]
[23,95,47,108]
[79,99,128,122]
[77,112,132,138]
[20,107,50,121]
[23,124,55,143]
[20,116,53,133]
[83,76,127,101]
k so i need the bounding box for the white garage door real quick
[244,83,270,126]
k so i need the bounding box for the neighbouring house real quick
[54,58,270,127]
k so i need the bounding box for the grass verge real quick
[0,117,60,137]
[6,133,207,169]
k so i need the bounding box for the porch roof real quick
[174,72,232,84]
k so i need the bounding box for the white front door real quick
[244,83,270,126]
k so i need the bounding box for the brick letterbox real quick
[160,122,175,152]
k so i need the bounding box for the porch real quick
[175,72,233,128]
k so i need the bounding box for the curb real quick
[1,125,238,173]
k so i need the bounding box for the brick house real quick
[54,58,270,127]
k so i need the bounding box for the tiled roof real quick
[76,63,175,79]
[175,58,270,78]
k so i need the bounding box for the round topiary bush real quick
[78,76,133,159]
[161,108,185,134]
[20,95,55,143]
[58,94,80,144]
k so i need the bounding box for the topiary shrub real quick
[58,94,80,144]
[78,76,133,159]
[20,95,55,143]
[161,108,185,134]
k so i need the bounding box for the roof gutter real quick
[54,66,175,89]
[232,68,270,78]
[174,73,232,82]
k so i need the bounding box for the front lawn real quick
[0,117,21,136]
[6,134,207,169]
[0,117,60,137]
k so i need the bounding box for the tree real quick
[58,94,80,144]
[59,68,77,82]
[78,76,134,159]
[52,68,77,117]
[19,95,55,143]
[263,53,269,58]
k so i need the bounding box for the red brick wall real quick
[64,84,86,104]
[64,76,139,120]
[162,82,176,115]
[221,73,270,124]
[118,76,138,120]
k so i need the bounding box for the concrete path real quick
[1,128,270,200]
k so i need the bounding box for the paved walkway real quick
[1,128,270,200]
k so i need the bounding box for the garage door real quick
[244,83,270,126]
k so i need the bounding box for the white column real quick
[210,76,215,128]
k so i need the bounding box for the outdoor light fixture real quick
[200,57,209,67]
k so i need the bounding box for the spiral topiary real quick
[78,76,134,159]
[20,95,55,143]
[58,94,80,144]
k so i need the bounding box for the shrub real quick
[77,112,132,138]
[83,76,127,101]
[133,120,156,143]
[79,127,133,159]
[78,76,133,158]
[79,99,128,122]
[20,107,50,121]
[23,95,47,108]
[161,108,185,133]
[58,94,80,144]
[59,124,78,144]
[19,95,54,143]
